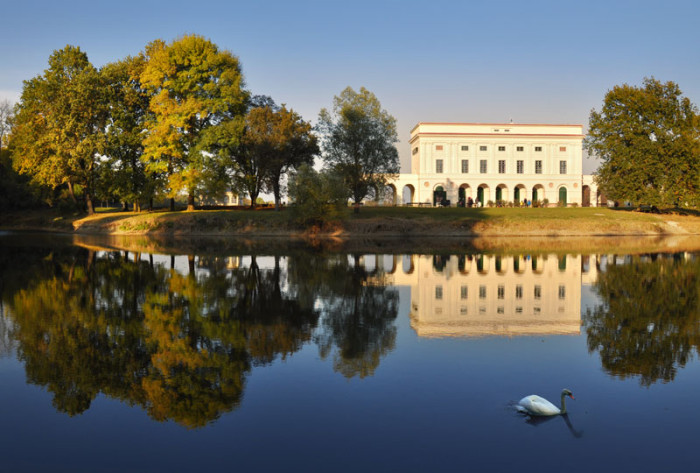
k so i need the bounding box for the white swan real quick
[516,389,575,416]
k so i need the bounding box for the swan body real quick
[516,389,574,416]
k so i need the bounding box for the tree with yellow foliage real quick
[140,35,248,211]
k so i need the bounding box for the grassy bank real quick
[2,206,700,238]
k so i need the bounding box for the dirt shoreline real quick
[2,207,699,254]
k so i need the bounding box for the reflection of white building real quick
[365,253,600,338]
[387,123,598,207]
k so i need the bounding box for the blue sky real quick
[1,0,698,173]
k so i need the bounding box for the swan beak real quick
[569,394,575,400]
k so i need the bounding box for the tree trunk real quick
[169,197,175,211]
[85,192,95,215]
[149,198,154,211]
[273,182,281,211]
[187,193,195,211]
[66,181,78,204]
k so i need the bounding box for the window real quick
[412,147,418,155]
[498,146,506,152]
[497,285,505,299]
[535,146,542,152]
[436,145,443,151]
[515,307,523,314]
[559,146,567,152]
[516,160,524,174]
[436,159,443,173]
[479,145,487,151]
[497,306,504,314]
[479,285,486,299]
[498,160,506,173]
[535,160,542,174]
[558,285,566,299]
[480,160,487,173]
[461,286,468,300]
[515,285,523,299]
[461,160,469,173]
[534,285,542,300]
[461,145,469,151]
[435,286,443,300]
[559,160,567,174]
[516,146,524,152]
[460,306,468,315]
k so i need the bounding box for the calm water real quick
[0,233,698,472]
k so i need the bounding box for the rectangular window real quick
[479,145,487,152]
[436,145,443,151]
[515,285,523,299]
[497,306,504,314]
[498,146,506,152]
[560,160,567,174]
[558,285,566,299]
[497,285,505,299]
[534,285,542,300]
[461,160,469,173]
[498,160,506,174]
[480,160,487,174]
[516,146,524,152]
[479,285,486,299]
[535,146,542,152]
[461,286,468,300]
[461,145,469,151]
[436,159,443,173]
[535,160,542,174]
[435,286,443,300]
[460,306,468,315]
[517,160,524,174]
[559,146,567,152]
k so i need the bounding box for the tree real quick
[586,78,700,207]
[318,86,399,213]
[0,99,13,151]
[140,35,248,211]
[100,55,155,211]
[238,101,317,211]
[287,163,348,227]
[11,46,107,214]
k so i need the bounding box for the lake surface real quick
[0,233,698,472]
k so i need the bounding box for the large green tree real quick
[11,46,107,214]
[100,55,155,211]
[140,35,248,211]
[235,98,318,210]
[318,86,399,213]
[586,78,700,207]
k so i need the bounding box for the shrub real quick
[487,200,495,207]
[287,164,349,228]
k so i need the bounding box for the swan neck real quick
[560,392,568,414]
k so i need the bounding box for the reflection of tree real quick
[289,253,399,379]
[585,254,700,386]
[3,249,319,428]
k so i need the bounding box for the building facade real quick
[387,122,597,207]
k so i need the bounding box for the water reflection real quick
[1,238,699,429]
[0,245,398,427]
[584,253,700,386]
[387,253,589,337]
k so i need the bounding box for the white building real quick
[387,122,598,207]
